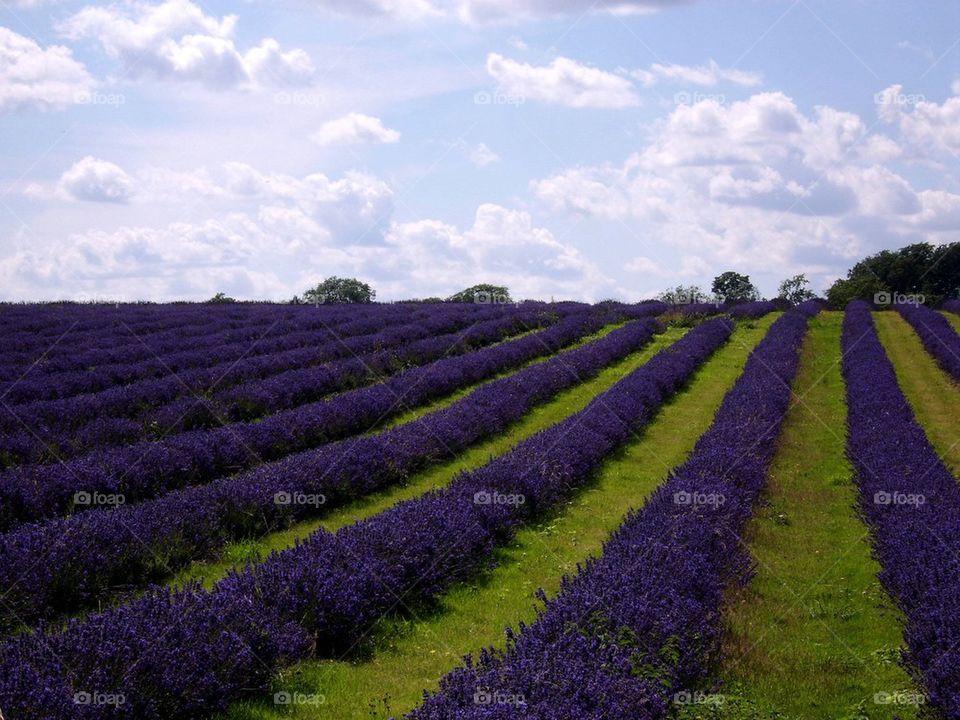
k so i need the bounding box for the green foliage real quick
[825,274,889,309]
[206,292,236,304]
[777,274,816,304]
[658,284,708,304]
[826,241,960,307]
[302,276,376,304]
[446,284,512,304]
[711,271,760,303]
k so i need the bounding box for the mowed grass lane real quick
[172,320,681,590]
[944,310,960,335]
[709,312,918,720]
[876,311,960,476]
[219,315,778,720]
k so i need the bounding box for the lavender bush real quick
[405,300,819,719]
[0,318,662,628]
[843,300,960,717]
[0,317,733,719]
[895,301,960,382]
[0,307,615,529]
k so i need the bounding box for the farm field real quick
[0,300,959,720]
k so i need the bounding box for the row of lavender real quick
[895,302,960,382]
[0,304,363,380]
[0,302,665,385]
[842,302,960,717]
[0,305,627,529]
[0,304,545,464]
[0,318,734,719]
[0,317,662,629]
[0,303,426,400]
[408,300,819,719]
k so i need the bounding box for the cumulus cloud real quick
[529,89,957,290]
[58,157,136,203]
[311,113,401,147]
[632,59,762,87]
[876,83,960,158]
[459,0,689,24]
[296,0,442,21]
[0,27,94,112]
[486,53,639,109]
[297,0,686,23]
[381,203,613,299]
[3,158,617,301]
[58,0,314,89]
[468,143,500,167]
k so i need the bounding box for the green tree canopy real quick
[206,292,236,304]
[658,285,708,305]
[826,242,960,307]
[777,274,816,304]
[447,284,512,304]
[711,271,760,303]
[302,277,376,304]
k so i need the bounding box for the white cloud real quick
[468,143,500,167]
[3,156,620,301]
[486,53,639,109]
[59,0,314,89]
[0,27,94,112]
[311,112,401,147]
[632,59,762,88]
[298,0,442,21]
[624,255,665,275]
[382,203,614,299]
[298,0,684,23]
[529,89,955,291]
[58,157,136,203]
[876,83,960,158]
[459,0,684,24]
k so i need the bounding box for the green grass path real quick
[943,310,960,335]
[709,312,918,720]
[220,315,778,720]
[173,322,682,589]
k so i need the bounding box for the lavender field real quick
[0,298,957,719]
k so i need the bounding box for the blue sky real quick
[2,0,959,301]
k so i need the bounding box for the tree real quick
[302,277,375,304]
[712,272,760,303]
[447,284,512,304]
[825,275,889,309]
[206,292,236,304]
[777,274,816,304]
[826,242,960,307]
[658,285,707,305]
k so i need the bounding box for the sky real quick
[1,0,960,302]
